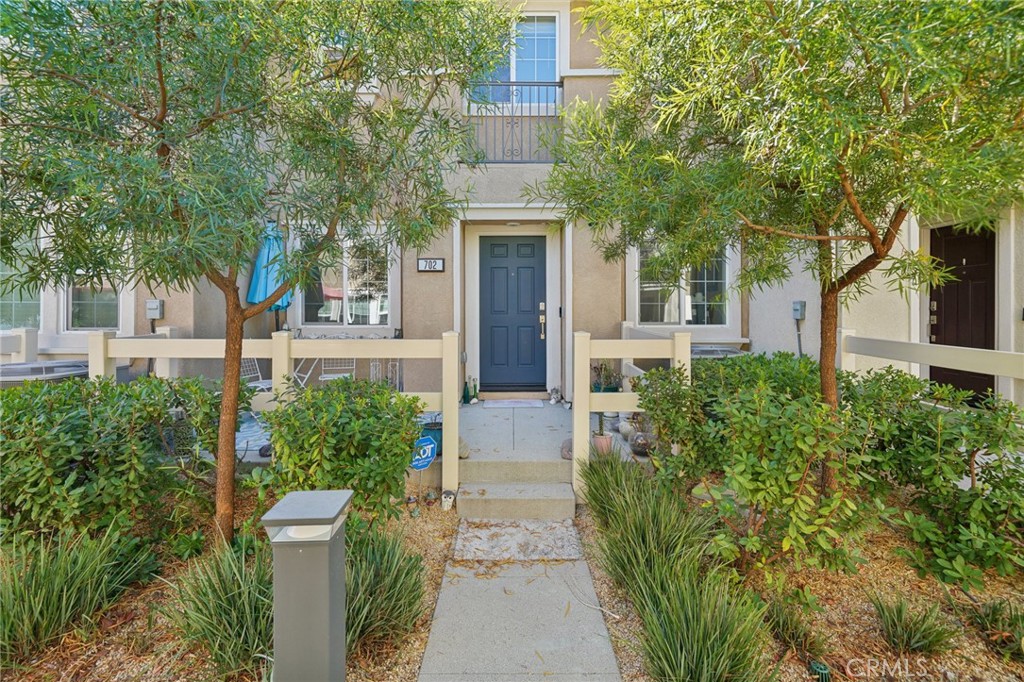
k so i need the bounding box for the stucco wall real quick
[569,1,602,70]
[401,231,455,393]
[572,224,623,340]
[747,266,823,359]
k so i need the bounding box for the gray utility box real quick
[262,490,353,682]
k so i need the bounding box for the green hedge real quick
[260,379,422,524]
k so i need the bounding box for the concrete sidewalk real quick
[418,519,621,682]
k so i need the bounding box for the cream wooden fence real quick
[0,328,38,362]
[571,331,691,495]
[88,329,462,492]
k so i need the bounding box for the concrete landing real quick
[459,402,571,462]
[418,520,621,682]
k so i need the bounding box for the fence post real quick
[672,332,691,380]
[13,328,37,363]
[441,331,460,494]
[837,328,856,373]
[88,331,116,379]
[262,490,353,682]
[272,330,293,396]
[153,326,179,378]
[572,332,591,499]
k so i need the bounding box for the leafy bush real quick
[692,352,820,402]
[346,520,425,651]
[167,537,273,678]
[1,527,155,666]
[869,594,958,654]
[632,367,714,478]
[261,379,423,524]
[706,385,875,574]
[0,377,176,536]
[968,599,1024,662]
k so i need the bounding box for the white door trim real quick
[462,220,562,392]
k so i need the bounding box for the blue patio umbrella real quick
[247,224,293,327]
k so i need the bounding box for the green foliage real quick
[260,380,423,525]
[579,449,649,530]
[0,377,175,536]
[166,537,274,678]
[692,354,820,402]
[765,598,826,660]
[631,366,713,478]
[707,385,874,574]
[633,560,771,682]
[967,599,1024,662]
[0,376,246,538]
[581,454,770,681]
[543,0,1024,296]
[346,520,425,652]
[869,594,958,655]
[167,529,206,561]
[1,527,155,666]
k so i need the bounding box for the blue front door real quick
[480,237,546,390]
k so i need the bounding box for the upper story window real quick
[302,242,396,327]
[0,259,40,330]
[69,282,119,330]
[636,248,729,326]
[475,15,558,105]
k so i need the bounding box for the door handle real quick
[539,314,546,340]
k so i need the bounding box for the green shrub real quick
[632,560,771,682]
[707,385,874,575]
[0,377,175,536]
[1,527,155,666]
[595,481,715,594]
[765,598,826,659]
[869,594,958,654]
[167,537,273,678]
[346,521,425,651]
[261,379,422,524]
[968,599,1024,662]
[579,449,648,530]
[692,352,820,402]
[632,366,715,479]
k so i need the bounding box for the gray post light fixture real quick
[261,490,353,682]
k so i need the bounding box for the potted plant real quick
[592,412,614,455]
[591,361,623,393]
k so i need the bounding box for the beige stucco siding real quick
[572,224,623,340]
[401,232,455,393]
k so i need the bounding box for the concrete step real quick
[457,482,575,520]
[460,457,572,484]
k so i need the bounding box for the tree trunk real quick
[214,295,245,543]
[818,285,840,493]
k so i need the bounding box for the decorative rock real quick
[618,421,636,440]
[258,443,274,458]
[459,437,470,459]
[560,438,573,460]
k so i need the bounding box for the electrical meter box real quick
[791,300,806,320]
[145,299,165,320]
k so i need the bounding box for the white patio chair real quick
[240,357,273,391]
[319,333,356,382]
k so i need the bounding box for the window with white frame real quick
[637,248,728,326]
[302,242,395,327]
[474,15,558,105]
[69,282,119,330]
[0,260,41,331]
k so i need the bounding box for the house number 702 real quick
[417,258,445,272]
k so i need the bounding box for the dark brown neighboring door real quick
[929,226,995,397]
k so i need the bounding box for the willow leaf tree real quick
[0,0,513,540]
[544,1,1024,413]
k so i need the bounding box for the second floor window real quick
[302,243,392,327]
[476,15,558,105]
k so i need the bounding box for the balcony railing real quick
[466,81,562,163]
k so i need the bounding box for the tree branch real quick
[836,167,883,253]
[154,0,168,124]
[737,212,869,243]
[39,69,157,128]
[1,121,124,146]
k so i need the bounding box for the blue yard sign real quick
[411,436,437,471]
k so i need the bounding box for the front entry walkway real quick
[418,519,621,681]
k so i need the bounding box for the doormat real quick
[481,399,545,408]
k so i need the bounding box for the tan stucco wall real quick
[572,224,623,340]
[401,232,455,394]
[448,163,553,205]
[563,75,612,106]
[569,1,602,70]
[747,265,823,359]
